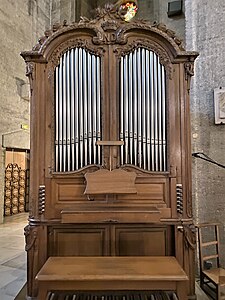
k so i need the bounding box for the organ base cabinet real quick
[21,3,198,299]
[48,224,170,257]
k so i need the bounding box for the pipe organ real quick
[21,4,198,299]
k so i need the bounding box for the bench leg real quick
[37,285,48,300]
[177,281,188,300]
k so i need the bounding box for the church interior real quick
[0,1,225,299]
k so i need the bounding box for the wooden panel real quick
[117,178,169,205]
[61,206,161,223]
[52,178,86,202]
[84,169,137,195]
[113,226,167,256]
[48,226,109,256]
[51,178,106,203]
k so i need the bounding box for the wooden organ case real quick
[21,5,198,299]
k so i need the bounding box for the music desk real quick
[36,256,188,300]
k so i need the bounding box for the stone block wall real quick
[185,0,225,267]
[50,0,98,25]
[138,0,185,40]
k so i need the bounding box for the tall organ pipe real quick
[96,56,101,164]
[74,48,79,170]
[70,49,75,171]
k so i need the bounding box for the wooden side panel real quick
[113,226,168,256]
[48,226,110,256]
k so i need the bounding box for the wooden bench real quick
[36,256,188,300]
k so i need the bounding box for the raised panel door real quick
[113,225,168,256]
[48,225,110,256]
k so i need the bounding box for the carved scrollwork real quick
[120,164,166,177]
[92,4,184,50]
[95,4,121,21]
[184,61,195,80]
[32,21,69,52]
[187,202,193,218]
[101,20,119,31]
[26,62,34,78]
[114,39,172,79]
[25,62,35,94]
[48,38,105,78]
[183,223,196,250]
[24,225,38,252]
[177,223,196,250]
[21,4,193,65]
[184,61,195,94]
[114,19,185,50]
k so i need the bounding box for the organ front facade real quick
[21,4,198,299]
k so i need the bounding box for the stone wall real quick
[50,0,97,25]
[138,0,185,40]
[0,0,50,222]
[185,0,225,266]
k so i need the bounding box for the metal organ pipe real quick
[66,51,71,172]
[141,49,146,170]
[124,55,129,164]
[120,48,167,172]
[161,65,167,171]
[132,51,138,166]
[153,52,159,172]
[145,50,151,171]
[59,56,63,172]
[150,51,155,171]
[137,48,142,169]
[87,53,92,165]
[120,57,124,165]
[78,48,84,169]
[92,55,97,164]
[54,48,102,172]
[55,61,59,172]
[74,48,79,170]
[128,53,133,165]
[70,49,75,171]
[83,50,88,166]
[62,53,67,172]
[96,56,101,165]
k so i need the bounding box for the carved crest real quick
[21,4,198,63]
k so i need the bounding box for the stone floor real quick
[0,213,28,300]
[0,213,211,300]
